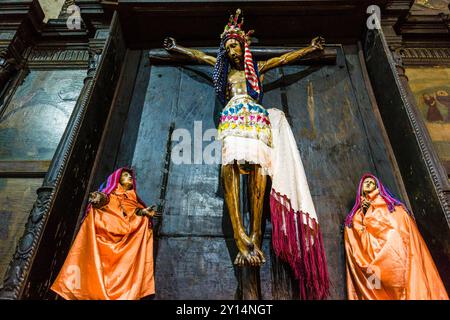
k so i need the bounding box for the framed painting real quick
[406,67,450,178]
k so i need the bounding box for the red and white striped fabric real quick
[243,42,261,96]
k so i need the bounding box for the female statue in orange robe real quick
[344,174,448,300]
[51,168,158,300]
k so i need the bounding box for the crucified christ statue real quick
[164,8,324,268]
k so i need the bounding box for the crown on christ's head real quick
[220,9,254,44]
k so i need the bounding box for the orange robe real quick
[51,184,155,300]
[344,189,448,300]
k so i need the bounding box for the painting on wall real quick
[406,67,450,176]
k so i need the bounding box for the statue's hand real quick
[89,191,107,208]
[140,205,161,217]
[311,36,325,51]
[361,199,371,213]
[163,37,177,51]
[89,191,102,204]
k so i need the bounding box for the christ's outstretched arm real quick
[163,37,217,67]
[258,36,325,74]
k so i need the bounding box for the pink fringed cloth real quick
[267,108,330,300]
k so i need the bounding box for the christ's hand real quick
[311,36,325,51]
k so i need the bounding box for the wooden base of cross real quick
[239,266,261,299]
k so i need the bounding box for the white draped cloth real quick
[267,108,317,222]
[220,107,329,300]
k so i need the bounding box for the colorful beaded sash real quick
[218,95,272,147]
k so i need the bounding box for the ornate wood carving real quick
[0,185,53,299]
[0,48,101,299]
[0,0,45,94]
[381,1,450,210]
[364,27,450,290]
[27,49,90,68]
[390,0,450,48]
[398,13,450,41]
[15,12,125,299]
[392,48,450,207]
[397,47,450,65]
[0,0,116,299]
[393,46,450,207]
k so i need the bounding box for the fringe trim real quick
[270,189,330,300]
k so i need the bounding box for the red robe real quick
[51,183,154,300]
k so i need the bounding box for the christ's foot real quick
[251,246,266,266]
[234,249,257,266]
[249,232,266,266]
[234,230,256,266]
[234,247,266,267]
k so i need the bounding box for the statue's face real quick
[362,177,377,194]
[225,38,244,68]
[119,170,133,190]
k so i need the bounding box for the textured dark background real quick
[89,44,402,299]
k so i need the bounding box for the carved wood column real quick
[0,48,102,300]
[391,50,416,113]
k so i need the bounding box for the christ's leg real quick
[221,163,258,266]
[248,164,267,265]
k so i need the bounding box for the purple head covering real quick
[82,167,146,220]
[344,173,409,227]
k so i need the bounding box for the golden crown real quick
[220,9,254,43]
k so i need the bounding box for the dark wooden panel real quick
[84,49,144,194]
[277,54,364,295]
[0,69,85,161]
[0,178,42,282]
[155,237,240,300]
[277,45,408,298]
[0,160,50,177]
[116,0,389,48]
[131,65,181,206]
[162,65,223,235]
[126,65,241,297]
[342,44,401,192]
[115,51,152,169]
